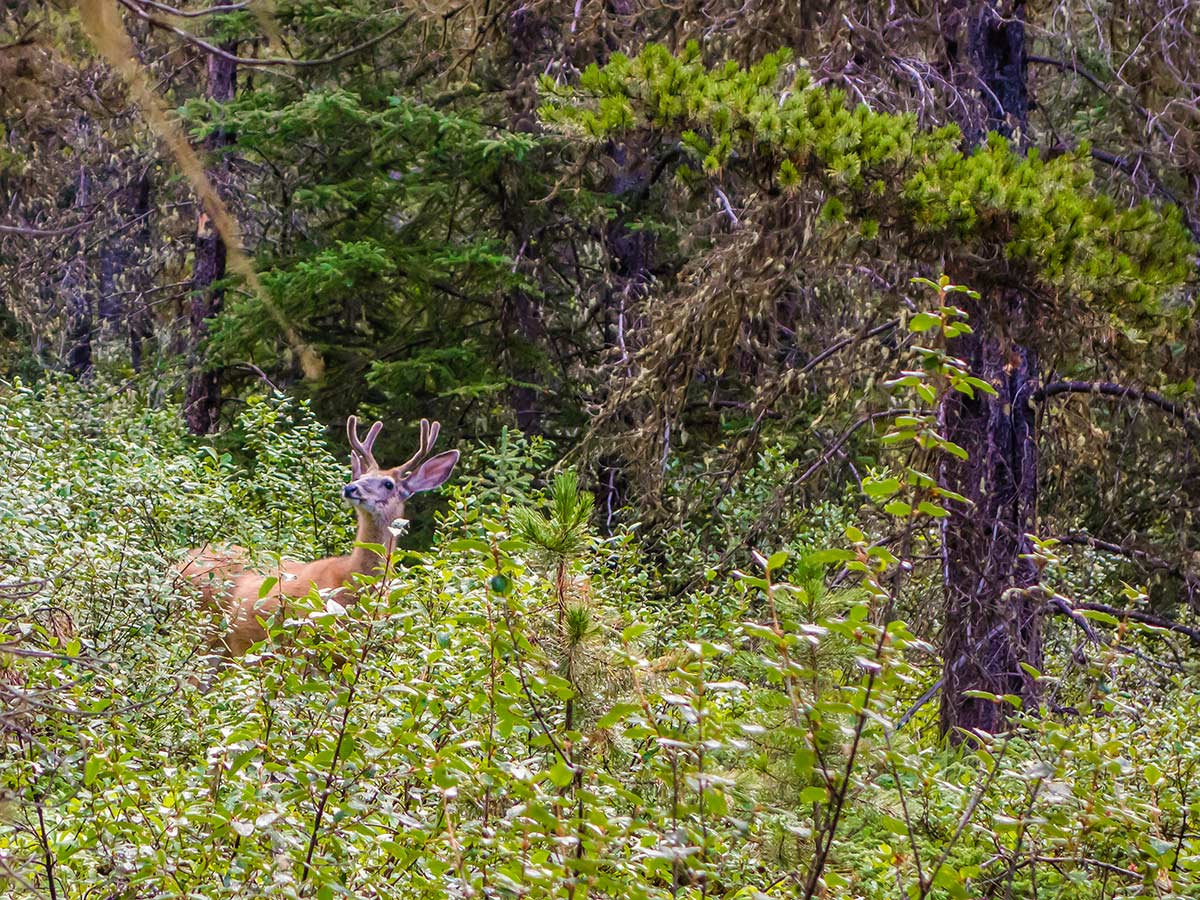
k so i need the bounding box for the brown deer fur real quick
[177,417,458,672]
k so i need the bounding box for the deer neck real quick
[346,510,398,577]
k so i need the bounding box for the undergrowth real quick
[0,360,1197,898]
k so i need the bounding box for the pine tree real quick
[539,40,1196,736]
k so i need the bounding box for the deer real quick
[178,416,459,674]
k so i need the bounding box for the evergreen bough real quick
[540,42,1195,319]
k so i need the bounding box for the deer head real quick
[342,416,459,525]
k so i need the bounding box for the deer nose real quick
[342,484,359,499]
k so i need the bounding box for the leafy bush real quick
[3,369,1200,899]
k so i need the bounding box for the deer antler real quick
[347,415,383,477]
[395,418,440,476]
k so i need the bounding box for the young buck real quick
[178,416,459,667]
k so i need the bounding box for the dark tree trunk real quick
[939,292,1041,738]
[938,0,1040,740]
[497,10,553,433]
[126,171,154,371]
[64,163,93,378]
[600,139,657,381]
[941,0,1028,148]
[98,168,153,366]
[185,47,236,435]
[499,285,547,433]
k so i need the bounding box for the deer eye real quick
[382,478,395,491]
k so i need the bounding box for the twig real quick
[1052,532,1200,599]
[895,678,943,730]
[713,187,739,226]
[137,0,249,16]
[1071,601,1200,645]
[234,362,284,394]
[117,0,411,69]
[0,222,89,237]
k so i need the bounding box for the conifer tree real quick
[539,40,1195,736]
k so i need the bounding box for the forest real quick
[1,0,1199,896]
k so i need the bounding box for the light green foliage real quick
[0,378,348,665]
[513,470,595,560]
[4,355,1200,897]
[540,43,1195,317]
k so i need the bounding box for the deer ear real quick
[401,450,459,494]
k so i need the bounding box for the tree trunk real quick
[938,0,1040,740]
[98,168,153,367]
[64,162,93,378]
[938,292,1041,738]
[126,171,154,371]
[185,47,236,435]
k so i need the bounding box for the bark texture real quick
[939,293,1041,737]
[185,47,236,435]
[64,161,93,378]
[938,0,1041,739]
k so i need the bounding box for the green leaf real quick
[864,476,902,499]
[598,702,642,729]
[622,622,650,643]
[799,786,827,804]
[547,760,576,788]
[447,538,492,554]
[909,312,941,332]
[808,549,856,564]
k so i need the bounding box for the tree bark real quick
[185,46,236,435]
[938,0,1039,740]
[938,292,1041,738]
[64,162,93,378]
[98,168,153,368]
[126,171,154,370]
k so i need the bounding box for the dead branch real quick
[1053,532,1200,599]
[1035,380,1200,439]
[1070,601,1200,645]
[116,0,411,69]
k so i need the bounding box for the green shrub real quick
[3,375,1200,899]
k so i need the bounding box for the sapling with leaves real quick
[508,471,602,891]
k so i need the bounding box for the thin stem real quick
[36,802,57,900]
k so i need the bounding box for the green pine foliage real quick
[540,42,1195,318]
[180,83,542,422]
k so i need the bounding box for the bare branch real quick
[0,222,89,237]
[116,0,411,69]
[1027,54,1173,145]
[1070,601,1200,645]
[1053,532,1200,598]
[1035,380,1200,439]
[137,0,249,17]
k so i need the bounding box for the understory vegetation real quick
[4,0,1200,896]
[4,292,1200,897]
